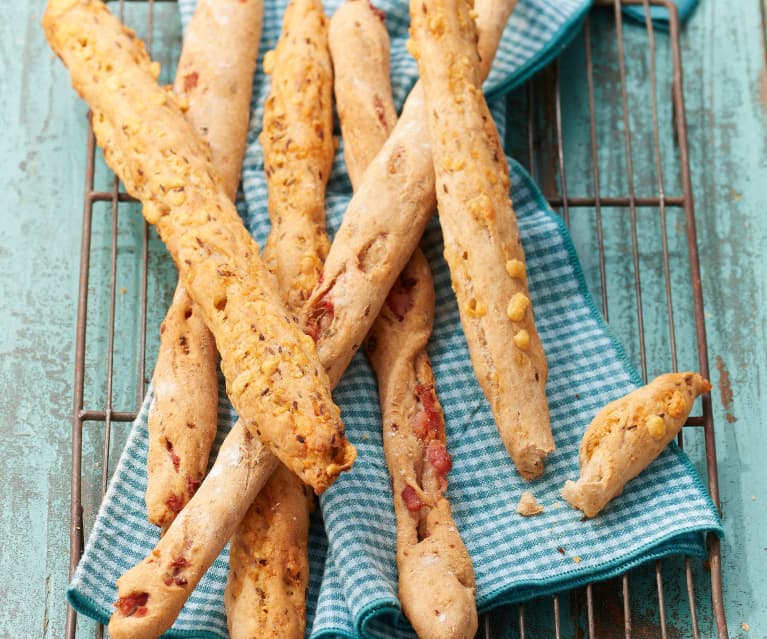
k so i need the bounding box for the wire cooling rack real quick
[66,0,727,637]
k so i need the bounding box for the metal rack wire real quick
[66,0,727,637]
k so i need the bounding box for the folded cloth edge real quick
[484,2,590,100]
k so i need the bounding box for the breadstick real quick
[331,3,476,636]
[109,421,279,639]
[226,465,313,639]
[43,0,355,493]
[328,0,396,189]
[226,2,333,635]
[173,0,262,201]
[260,0,334,312]
[303,0,519,387]
[146,283,219,531]
[409,0,553,480]
[562,373,712,518]
[146,0,263,532]
[367,257,477,639]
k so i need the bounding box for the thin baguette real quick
[331,3,477,636]
[303,0,519,388]
[409,0,553,479]
[146,283,219,531]
[260,0,335,312]
[226,465,313,639]
[174,0,262,200]
[367,256,477,639]
[146,0,263,532]
[43,0,355,493]
[225,1,334,636]
[328,0,396,189]
[562,373,712,517]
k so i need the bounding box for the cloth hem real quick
[485,3,591,99]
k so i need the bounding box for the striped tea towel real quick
[67,0,721,637]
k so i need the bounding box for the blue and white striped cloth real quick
[67,1,720,637]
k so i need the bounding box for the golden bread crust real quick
[410,0,553,480]
[260,0,335,311]
[226,465,313,639]
[562,372,712,517]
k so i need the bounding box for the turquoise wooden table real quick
[1,1,764,637]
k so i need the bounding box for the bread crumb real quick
[516,490,544,516]
[741,622,749,632]
[572,556,582,564]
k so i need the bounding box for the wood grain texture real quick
[683,2,767,636]
[1,0,765,637]
[0,3,85,637]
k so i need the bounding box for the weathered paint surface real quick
[686,1,767,636]
[0,1,764,638]
[0,3,84,638]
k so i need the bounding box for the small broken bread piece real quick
[562,372,712,518]
[516,490,544,517]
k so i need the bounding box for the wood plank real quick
[0,3,85,637]
[681,1,767,636]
